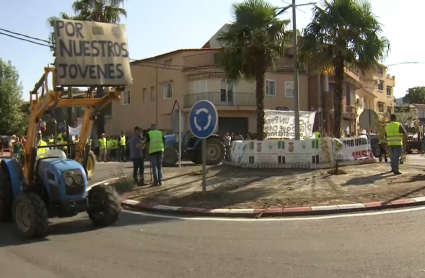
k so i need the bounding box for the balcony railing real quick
[183,92,256,108]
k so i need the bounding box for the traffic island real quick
[119,163,425,217]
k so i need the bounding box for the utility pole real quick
[318,73,323,132]
[292,0,300,140]
[290,1,317,140]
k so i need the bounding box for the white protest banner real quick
[68,124,81,136]
[230,137,374,167]
[264,110,316,139]
[336,135,374,161]
[53,19,133,86]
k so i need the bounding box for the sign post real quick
[188,100,218,194]
[178,109,182,168]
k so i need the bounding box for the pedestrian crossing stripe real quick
[278,155,285,164]
[312,140,319,149]
[278,141,285,149]
[312,155,319,164]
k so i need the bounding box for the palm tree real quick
[71,0,127,23]
[298,0,390,138]
[215,0,291,140]
[48,0,127,135]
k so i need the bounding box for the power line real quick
[0,32,51,48]
[386,62,425,66]
[1,28,420,86]
[0,28,51,44]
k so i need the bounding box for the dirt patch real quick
[122,163,425,209]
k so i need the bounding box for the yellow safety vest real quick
[314,132,321,139]
[37,140,47,156]
[385,121,403,146]
[99,138,107,149]
[120,136,126,146]
[148,130,164,154]
[48,139,54,143]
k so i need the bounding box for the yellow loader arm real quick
[24,67,122,185]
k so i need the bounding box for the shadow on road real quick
[0,211,176,248]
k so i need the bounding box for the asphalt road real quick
[2,208,425,277]
[1,158,425,277]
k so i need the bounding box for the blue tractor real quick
[0,68,122,238]
[162,133,226,166]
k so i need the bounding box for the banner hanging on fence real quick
[264,110,316,139]
[230,136,374,166]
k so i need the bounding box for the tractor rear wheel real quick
[88,184,121,226]
[193,137,226,165]
[0,162,13,221]
[163,146,178,167]
[12,193,49,238]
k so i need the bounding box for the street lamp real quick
[290,0,316,139]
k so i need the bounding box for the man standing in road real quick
[98,133,107,163]
[130,126,146,186]
[118,131,127,162]
[145,129,165,186]
[385,114,407,175]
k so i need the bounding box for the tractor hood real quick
[38,157,86,173]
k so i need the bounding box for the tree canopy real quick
[216,0,291,139]
[0,59,26,135]
[299,0,390,137]
[403,86,425,104]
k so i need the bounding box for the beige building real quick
[358,65,396,120]
[105,48,309,136]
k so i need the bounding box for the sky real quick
[0,0,424,101]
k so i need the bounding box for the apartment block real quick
[105,48,309,136]
[308,69,374,136]
[359,65,396,119]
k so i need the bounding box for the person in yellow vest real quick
[48,134,55,150]
[37,131,47,157]
[107,136,117,160]
[145,129,165,186]
[48,134,54,144]
[313,131,321,139]
[98,133,107,162]
[385,114,407,175]
[118,131,127,162]
[57,132,68,152]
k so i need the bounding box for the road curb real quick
[120,197,425,218]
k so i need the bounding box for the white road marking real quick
[123,205,425,222]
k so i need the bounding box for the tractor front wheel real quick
[87,184,121,226]
[12,193,49,238]
[86,151,96,180]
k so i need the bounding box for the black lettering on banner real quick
[58,39,129,58]
[265,113,313,138]
[55,19,129,82]
[341,137,368,148]
[57,64,125,80]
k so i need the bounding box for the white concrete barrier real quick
[229,136,375,169]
